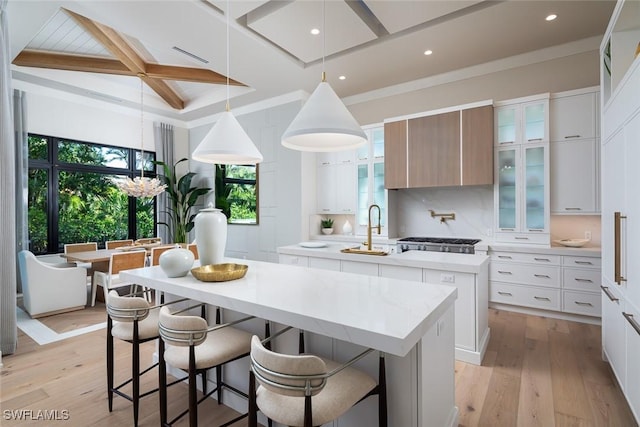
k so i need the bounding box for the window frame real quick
[216,164,259,225]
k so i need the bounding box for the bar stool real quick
[106,290,186,427]
[158,304,255,427]
[248,331,387,427]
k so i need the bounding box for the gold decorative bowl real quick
[191,263,248,282]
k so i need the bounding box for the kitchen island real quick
[279,243,490,364]
[121,258,459,427]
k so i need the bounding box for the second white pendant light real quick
[192,0,262,165]
[281,2,366,152]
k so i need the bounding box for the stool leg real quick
[379,354,387,427]
[159,339,167,426]
[299,330,305,354]
[201,370,207,395]
[189,346,198,427]
[248,371,257,427]
[132,322,140,427]
[106,317,114,412]
[216,365,222,404]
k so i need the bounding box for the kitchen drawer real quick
[490,251,561,265]
[562,290,601,317]
[308,257,341,271]
[563,268,601,292]
[494,232,550,245]
[490,282,561,311]
[279,254,309,267]
[563,255,601,269]
[490,262,561,288]
[341,260,379,276]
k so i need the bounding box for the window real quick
[215,164,259,224]
[27,134,158,254]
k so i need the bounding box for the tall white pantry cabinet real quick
[600,0,640,423]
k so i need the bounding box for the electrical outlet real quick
[585,230,592,240]
[440,273,455,283]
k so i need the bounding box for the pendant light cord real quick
[322,0,326,82]
[226,0,230,111]
[139,75,144,178]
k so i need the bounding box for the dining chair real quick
[187,243,199,260]
[248,330,387,427]
[150,244,179,267]
[92,250,146,306]
[158,304,254,427]
[64,242,98,271]
[106,290,187,427]
[135,237,162,245]
[105,239,134,249]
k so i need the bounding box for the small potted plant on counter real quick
[321,218,334,235]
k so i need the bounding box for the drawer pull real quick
[575,261,593,265]
[515,237,529,240]
[498,255,512,259]
[528,138,543,142]
[574,301,593,307]
[534,296,551,301]
[564,135,581,139]
[498,270,513,275]
[574,278,593,283]
[564,207,582,211]
[501,141,515,144]
[498,291,513,296]
[601,286,619,302]
[534,274,551,279]
[623,313,640,336]
[534,258,551,262]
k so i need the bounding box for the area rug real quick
[16,306,106,345]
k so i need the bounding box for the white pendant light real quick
[115,76,167,198]
[192,0,263,165]
[281,2,366,152]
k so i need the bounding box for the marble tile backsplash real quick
[550,215,601,247]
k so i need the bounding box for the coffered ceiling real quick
[7,1,616,123]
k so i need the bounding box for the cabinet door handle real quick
[498,255,512,259]
[534,274,551,278]
[501,141,515,144]
[515,236,529,240]
[528,138,543,142]
[574,301,593,307]
[503,228,515,231]
[623,313,640,336]
[534,258,551,262]
[528,229,544,232]
[614,212,627,284]
[574,278,593,283]
[574,261,593,265]
[601,286,619,302]
[564,135,581,139]
[497,270,513,275]
[534,296,551,301]
[564,207,582,211]
[498,291,513,296]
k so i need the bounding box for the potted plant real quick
[321,218,334,235]
[154,158,211,243]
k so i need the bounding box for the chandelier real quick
[115,76,166,198]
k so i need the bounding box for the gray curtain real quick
[154,122,174,244]
[1,0,18,355]
[14,90,27,294]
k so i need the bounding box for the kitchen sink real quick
[340,247,388,256]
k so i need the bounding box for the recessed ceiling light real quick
[424,50,433,56]
[546,14,557,21]
[310,28,320,35]
[339,75,346,80]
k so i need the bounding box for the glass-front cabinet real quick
[494,95,550,245]
[356,125,387,236]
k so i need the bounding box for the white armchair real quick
[18,250,88,318]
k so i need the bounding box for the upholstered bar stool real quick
[158,305,255,427]
[249,332,387,427]
[106,290,186,427]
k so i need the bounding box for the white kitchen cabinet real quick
[600,2,640,418]
[341,260,379,276]
[489,249,601,318]
[316,151,356,214]
[308,257,341,271]
[495,98,548,146]
[278,254,309,267]
[550,88,600,214]
[379,264,422,282]
[550,89,598,141]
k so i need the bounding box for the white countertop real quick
[278,243,490,274]
[120,258,457,357]
[486,242,601,257]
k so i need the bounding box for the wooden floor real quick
[1,308,637,427]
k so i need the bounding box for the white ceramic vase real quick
[342,220,353,234]
[194,203,228,266]
[159,247,194,278]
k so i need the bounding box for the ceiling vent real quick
[171,46,209,64]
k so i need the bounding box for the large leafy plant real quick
[154,158,211,243]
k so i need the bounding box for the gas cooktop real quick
[397,237,481,254]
